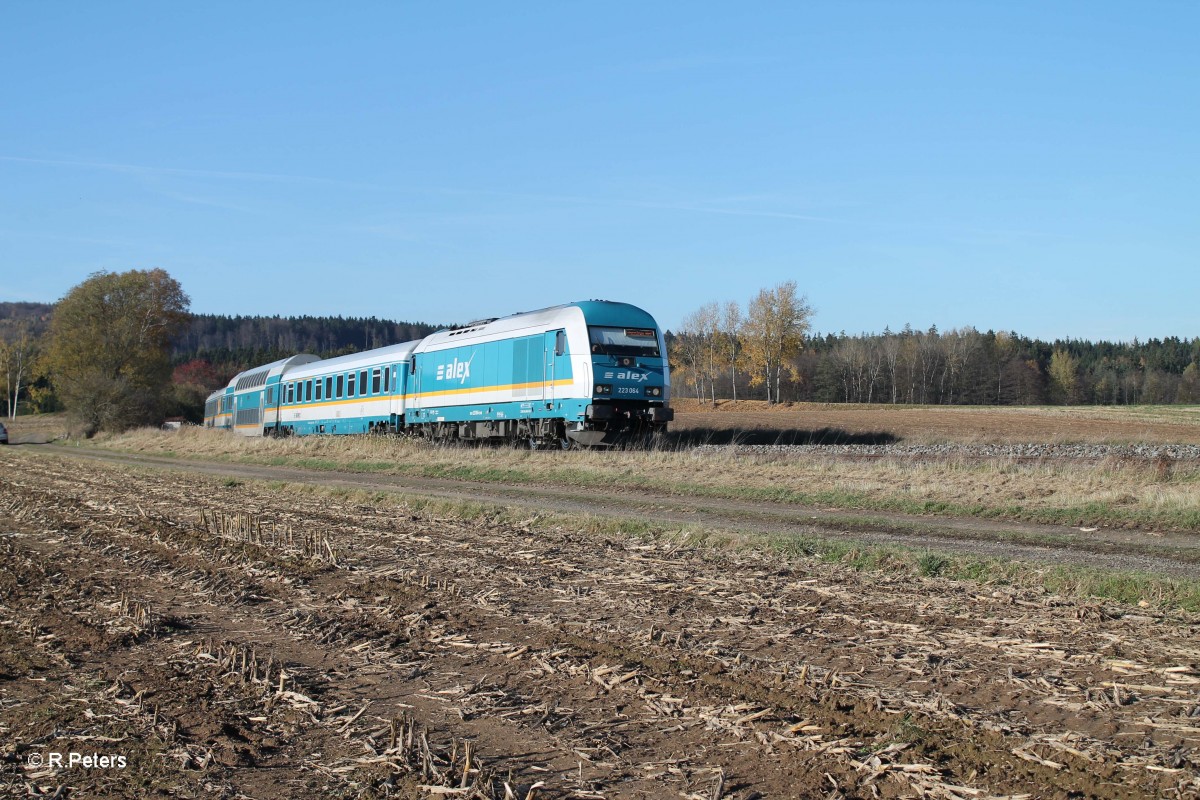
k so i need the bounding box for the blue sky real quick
[2,2,1196,341]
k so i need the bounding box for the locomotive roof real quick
[420,300,658,348]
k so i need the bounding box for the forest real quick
[667,288,1200,406]
[4,295,1200,422]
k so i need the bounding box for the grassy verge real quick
[88,427,1200,533]
[268,477,1200,612]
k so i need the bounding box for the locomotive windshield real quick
[588,326,660,357]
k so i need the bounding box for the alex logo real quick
[603,370,649,382]
[436,353,475,384]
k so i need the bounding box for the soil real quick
[3,448,1199,799]
[671,400,1200,446]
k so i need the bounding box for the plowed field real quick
[3,451,1199,799]
[671,401,1200,446]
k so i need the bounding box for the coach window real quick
[347,373,355,397]
[287,384,294,404]
[337,374,344,398]
[383,367,390,393]
[306,380,313,402]
[359,370,368,396]
[372,368,381,394]
[325,376,333,399]
[315,380,323,401]
[266,387,274,404]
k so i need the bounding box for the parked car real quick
[0,422,8,444]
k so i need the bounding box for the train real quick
[203,300,673,448]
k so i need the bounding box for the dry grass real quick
[98,424,1200,531]
[4,411,70,443]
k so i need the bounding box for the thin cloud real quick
[634,201,840,223]
[625,54,781,73]
[0,155,380,189]
[430,187,841,224]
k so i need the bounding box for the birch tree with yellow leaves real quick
[741,281,812,404]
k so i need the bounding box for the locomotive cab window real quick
[555,330,566,356]
[587,326,660,357]
[266,387,274,404]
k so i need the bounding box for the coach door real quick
[264,383,281,432]
[544,329,565,403]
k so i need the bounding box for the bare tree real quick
[864,335,885,403]
[916,327,942,404]
[677,303,722,403]
[1,323,37,421]
[720,301,742,403]
[831,337,867,401]
[941,327,980,405]
[667,331,704,403]
[880,328,901,404]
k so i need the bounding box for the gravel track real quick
[693,443,1200,460]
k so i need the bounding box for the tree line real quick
[1,288,442,427]
[670,293,1200,405]
[6,272,1200,435]
[2,279,498,431]
[174,313,439,378]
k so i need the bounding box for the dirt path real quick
[26,443,1200,578]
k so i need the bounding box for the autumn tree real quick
[0,323,37,420]
[1048,348,1081,405]
[1179,362,1200,403]
[667,328,704,402]
[172,359,224,390]
[742,281,813,404]
[44,269,190,435]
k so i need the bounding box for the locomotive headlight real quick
[594,384,612,395]
[647,386,662,397]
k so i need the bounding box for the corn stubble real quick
[1,449,1198,799]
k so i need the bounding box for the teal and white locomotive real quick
[204,300,673,448]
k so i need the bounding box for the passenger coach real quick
[203,300,673,447]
